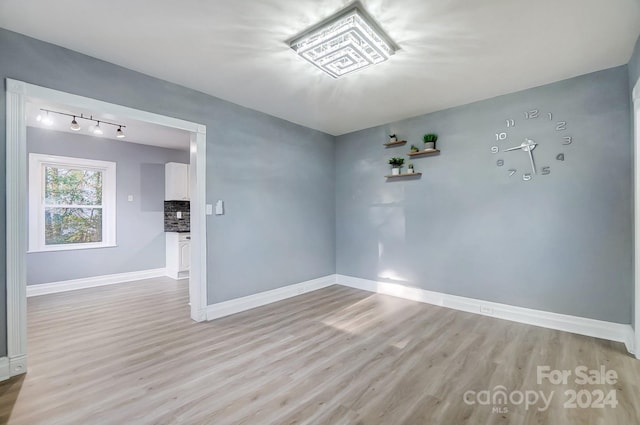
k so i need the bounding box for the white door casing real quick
[5,79,209,378]
[633,76,640,359]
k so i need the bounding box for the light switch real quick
[177,211,182,219]
[206,204,213,215]
[127,195,134,202]
[215,200,224,215]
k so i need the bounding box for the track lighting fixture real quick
[37,109,126,139]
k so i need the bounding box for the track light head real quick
[93,122,104,135]
[116,126,125,139]
[42,111,53,126]
[70,117,81,131]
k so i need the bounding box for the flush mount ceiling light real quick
[288,1,398,79]
[37,108,126,139]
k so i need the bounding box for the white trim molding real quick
[6,78,209,378]
[206,275,336,321]
[189,130,208,322]
[633,75,640,359]
[337,275,636,355]
[6,79,28,379]
[26,268,168,297]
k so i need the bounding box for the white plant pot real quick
[424,142,435,150]
[407,168,414,174]
[391,167,400,175]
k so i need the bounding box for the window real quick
[29,154,116,252]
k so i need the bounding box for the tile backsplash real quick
[164,200,190,232]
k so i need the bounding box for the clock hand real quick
[503,142,537,152]
[528,148,537,174]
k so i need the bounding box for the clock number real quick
[548,112,553,120]
[523,173,532,181]
[491,146,499,154]
[495,132,507,141]
[525,109,539,119]
[506,119,515,127]
[563,136,572,145]
[508,169,517,177]
[556,121,567,131]
[556,153,565,161]
[497,159,504,167]
[542,166,551,175]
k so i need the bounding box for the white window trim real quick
[28,153,117,252]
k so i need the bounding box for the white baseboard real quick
[26,268,168,297]
[206,274,337,321]
[0,357,9,382]
[166,269,190,280]
[336,274,636,355]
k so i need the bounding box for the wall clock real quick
[490,109,572,181]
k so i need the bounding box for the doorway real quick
[5,79,208,378]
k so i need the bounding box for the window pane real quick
[45,208,103,245]
[44,167,103,205]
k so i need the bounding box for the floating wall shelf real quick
[408,149,440,157]
[384,140,407,147]
[385,172,422,179]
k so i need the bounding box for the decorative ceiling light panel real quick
[289,2,398,79]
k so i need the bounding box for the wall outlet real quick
[480,305,494,315]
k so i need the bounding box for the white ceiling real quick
[2,0,640,136]
[26,101,191,151]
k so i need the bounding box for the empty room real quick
[1,0,640,424]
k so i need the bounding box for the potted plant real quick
[410,144,420,153]
[423,133,438,150]
[388,157,405,175]
[389,134,398,142]
[407,162,415,173]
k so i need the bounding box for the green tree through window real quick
[43,166,104,245]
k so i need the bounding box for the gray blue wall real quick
[336,66,632,324]
[26,127,188,285]
[0,28,337,356]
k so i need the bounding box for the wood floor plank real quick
[0,277,638,424]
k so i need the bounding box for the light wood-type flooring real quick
[0,277,639,424]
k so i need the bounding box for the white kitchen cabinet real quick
[165,162,190,201]
[179,238,191,271]
[166,232,190,279]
